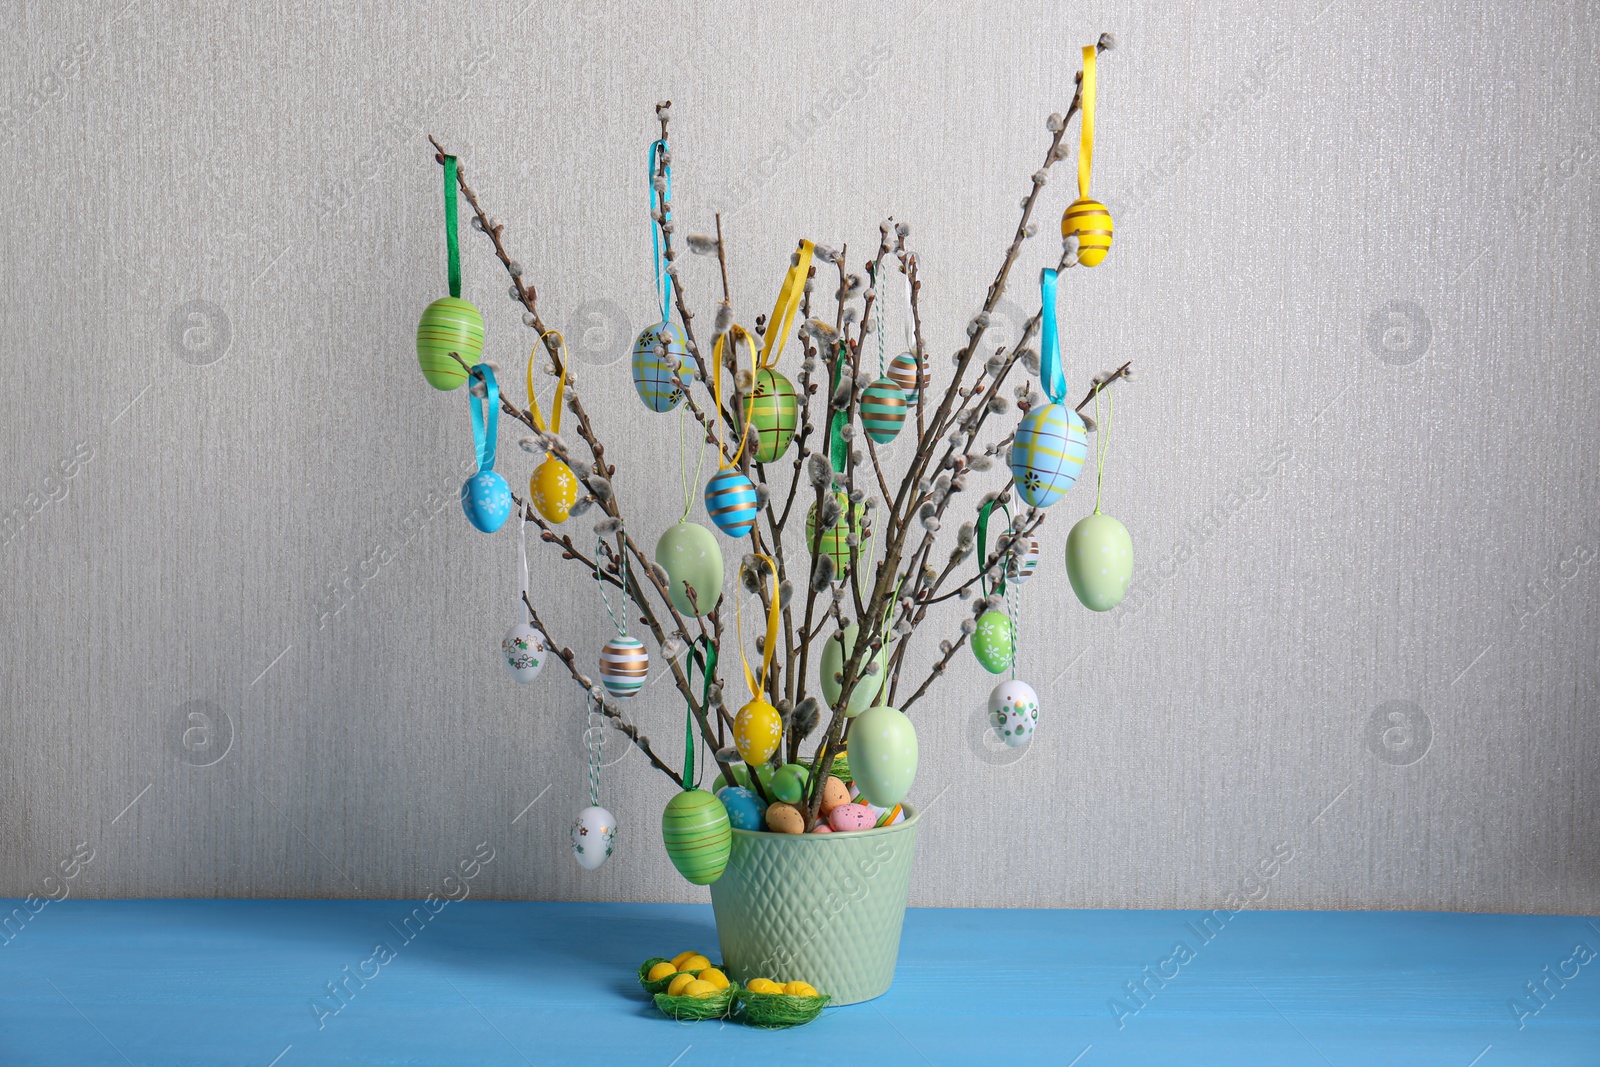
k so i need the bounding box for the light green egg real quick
[711,763,752,793]
[820,624,886,717]
[660,788,731,885]
[770,763,810,804]
[1066,512,1133,612]
[656,521,724,617]
[971,610,1014,674]
[850,705,918,806]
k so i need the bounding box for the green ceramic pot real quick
[709,806,919,1005]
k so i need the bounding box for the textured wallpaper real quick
[0,0,1595,914]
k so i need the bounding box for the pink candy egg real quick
[810,823,833,834]
[829,803,875,832]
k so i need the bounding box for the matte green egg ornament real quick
[850,705,918,806]
[655,521,724,617]
[660,789,732,885]
[770,763,810,804]
[1066,512,1133,611]
[416,297,484,390]
[971,610,1015,674]
[820,624,886,717]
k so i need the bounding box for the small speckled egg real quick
[717,786,765,832]
[988,679,1040,748]
[764,802,805,834]
[810,822,833,834]
[818,775,851,816]
[828,803,875,832]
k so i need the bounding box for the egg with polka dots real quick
[1065,513,1133,611]
[848,704,917,807]
[988,679,1039,748]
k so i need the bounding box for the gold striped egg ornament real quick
[805,490,868,575]
[887,350,930,405]
[530,456,579,524]
[1062,197,1113,267]
[660,788,731,885]
[416,297,485,390]
[859,377,908,444]
[598,635,649,699]
[630,321,692,413]
[703,468,759,539]
[1010,402,1089,508]
[1009,534,1041,586]
[741,368,799,463]
[732,698,782,765]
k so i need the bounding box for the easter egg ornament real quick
[1066,387,1133,611]
[806,489,869,577]
[525,332,579,523]
[819,624,886,717]
[885,256,931,404]
[1010,533,1041,586]
[460,365,512,533]
[730,553,785,766]
[860,377,907,443]
[656,521,723,617]
[989,679,1040,748]
[1062,46,1112,267]
[416,155,484,390]
[717,785,765,831]
[1011,267,1088,508]
[743,367,799,462]
[500,514,548,683]
[593,530,649,698]
[851,704,918,807]
[631,321,691,412]
[572,695,618,871]
[971,609,1015,674]
[704,468,759,538]
[663,641,731,885]
[970,500,1020,675]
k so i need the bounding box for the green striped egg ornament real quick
[416,297,485,390]
[741,368,799,463]
[661,788,731,885]
[805,490,868,575]
[859,376,908,444]
[887,350,930,405]
[631,321,691,413]
[971,610,1014,674]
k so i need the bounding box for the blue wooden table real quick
[1,901,1595,1065]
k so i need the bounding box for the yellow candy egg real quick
[666,973,697,997]
[733,699,782,765]
[683,979,718,999]
[783,981,819,997]
[530,456,579,523]
[670,950,697,969]
[1062,197,1113,267]
[746,978,782,994]
[680,954,711,973]
[697,967,730,990]
[646,961,677,982]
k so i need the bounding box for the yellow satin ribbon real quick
[757,239,814,370]
[526,331,568,434]
[736,553,782,702]
[710,325,758,468]
[1078,44,1096,199]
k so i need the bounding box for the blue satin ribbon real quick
[649,139,672,323]
[470,365,500,474]
[1040,267,1065,405]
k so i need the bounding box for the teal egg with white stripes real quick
[599,635,649,698]
[1010,402,1088,508]
[704,469,759,538]
[860,377,907,444]
[631,321,690,413]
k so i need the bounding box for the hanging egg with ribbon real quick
[1010,267,1088,507]
[655,520,723,617]
[701,323,763,539]
[819,624,886,717]
[850,704,918,807]
[1063,46,1113,267]
[460,365,512,533]
[525,333,579,523]
[661,788,731,884]
[573,695,618,870]
[1010,534,1041,586]
[731,554,784,765]
[599,635,648,699]
[417,155,484,390]
[1065,385,1133,611]
[501,512,548,682]
[743,367,799,463]
[860,378,907,444]
[971,609,1015,674]
[805,489,868,576]
[884,257,930,404]
[988,679,1040,748]
[631,141,695,412]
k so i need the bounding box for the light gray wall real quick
[1,0,1594,912]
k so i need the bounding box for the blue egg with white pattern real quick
[717,786,765,831]
[461,471,512,533]
[1010,402,1088,508]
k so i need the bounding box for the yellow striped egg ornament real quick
[887,351,930,406]
[630,321,692,413]
[416,297,485,390]
[660,789,731,885]
[704,468,759,539]
[530,456,579,524]
[741,368,799,463]
[733,698,782,765]
[859,377,908,444]
[1010,402,1088,508]
[1062,197,1113,267]
[598,635,649,699]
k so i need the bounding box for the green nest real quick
[831,752,851,784]
[735,988,831,1028]
[653,983,740,1021]
[637,958,727,997]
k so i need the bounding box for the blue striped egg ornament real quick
[1009,534,1040,586]
[630,321,691,413]
[1010,403,1088,508]
[703,468,759,538]
[887,350,930,406]
[859,377,907,444]
[460,470,512,533]
[598,635,649,699]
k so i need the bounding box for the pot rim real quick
[727,803,920,843]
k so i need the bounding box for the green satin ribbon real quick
[976,498,1014,598]
[684,637,717,789]
[444,155,461,299]
[828,341,848,474]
